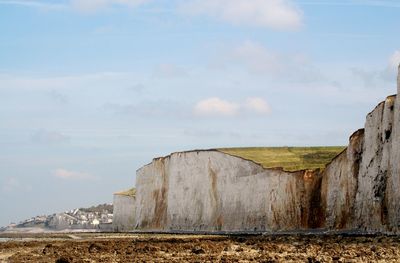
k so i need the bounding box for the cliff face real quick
[322,94,398,233]
[320,129,363,230]
[355,95,396,232]
[136,151,324,232]
[134,68,400,233]
[113,192,136,232]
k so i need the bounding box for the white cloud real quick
[194,97,239,117]
[70,0,150,12]
[194,97,270,117]
[244,97,271,114]
[389,50,400,69]
[53,169,93,180]
[180,0,303,30]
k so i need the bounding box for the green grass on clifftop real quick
[218,147,346,172]
[114,188,136,197]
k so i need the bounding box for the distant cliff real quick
[132,67,400,234]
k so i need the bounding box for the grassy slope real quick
[218,147,346,172]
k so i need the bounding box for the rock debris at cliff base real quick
[2,233,400,262]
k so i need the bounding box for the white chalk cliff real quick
[133,67,400,233]
[136,151,323,232]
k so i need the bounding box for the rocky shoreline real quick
[1,233,400,262]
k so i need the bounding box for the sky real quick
[0,0,399,226]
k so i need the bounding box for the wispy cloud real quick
[70,0,151,13]
[378,50,400,82]
[0,71,131,91]
[300,0,400,8]
[126,83,145,93]
[0,0,67,10]
[53,169,94,180]
[319,33,382,39]
[1,177,32,193]
[389,50,400,69]
[215,40,325,83]
[2,177,20,193]
[180,0,303,30]
[31,130,70,144]
[229,40,282,74]
[0,0,305,30]
[193,97,271,117]
[354,50,400,84]
[48,90,69,104]
[104,100,191,119]
[183,129,242,139]
[0,0,151,12]
[152,63,188,78]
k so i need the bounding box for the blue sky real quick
[0,0,399,226]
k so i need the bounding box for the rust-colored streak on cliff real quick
[151,158,168,229]
[208,160,223,230]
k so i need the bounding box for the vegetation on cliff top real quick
[114,188,136,197]
[218,147,345,172]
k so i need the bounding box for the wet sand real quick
[1,233,400,262]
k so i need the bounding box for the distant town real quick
[1,204,113,232]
